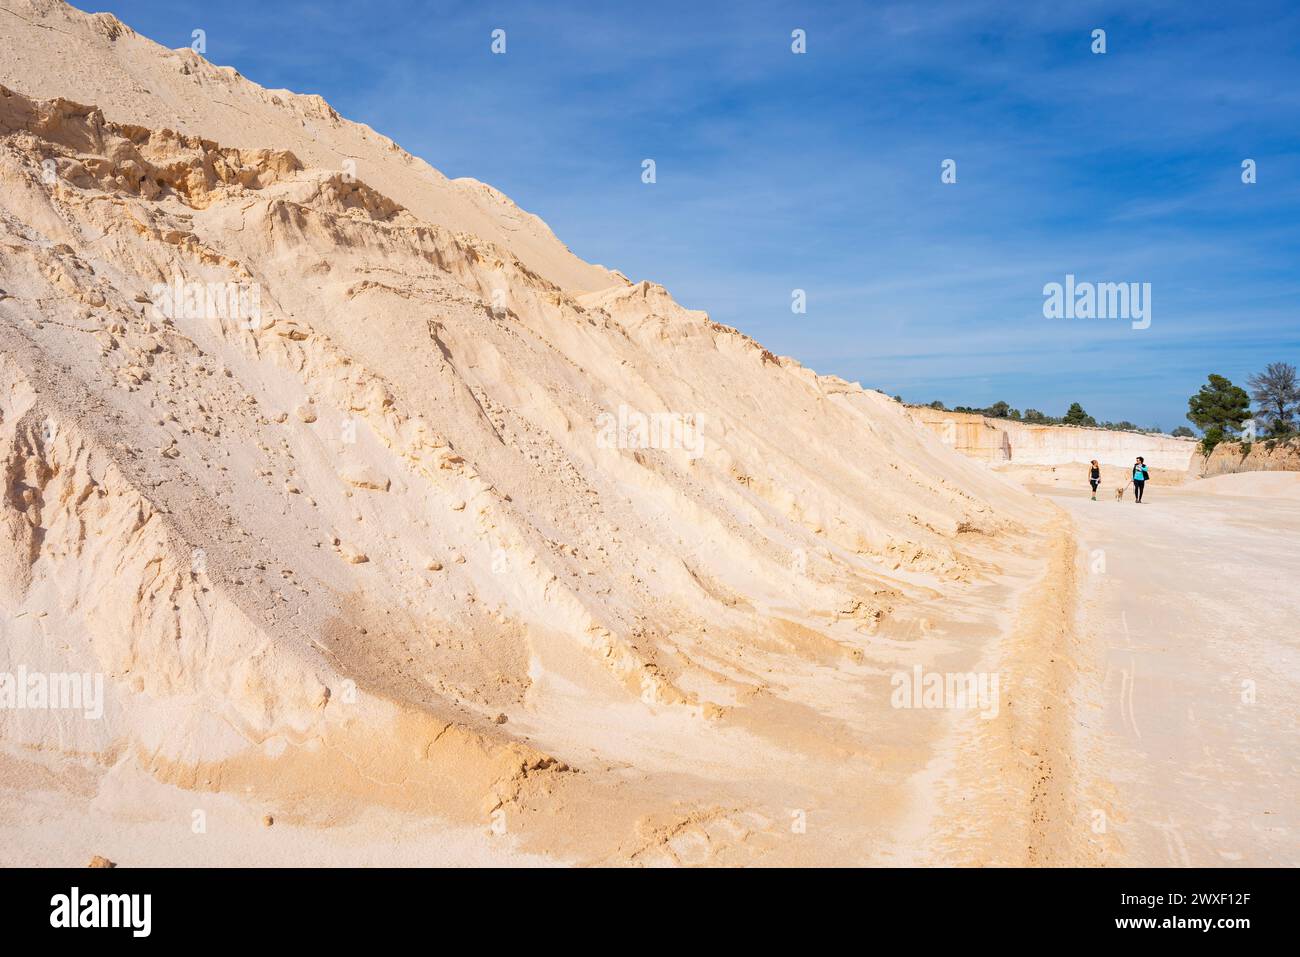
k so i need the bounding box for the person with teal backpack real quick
[1132,456,1150,503]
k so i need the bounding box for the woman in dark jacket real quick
[1132,457,1150,503]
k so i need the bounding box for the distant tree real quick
[1008,408,1022,420]
[985,400,1011,419]
[1023,409,1050,424]
[1062,402,1096,427]
[1246,361,1299,437]
[1171,426,1195,438]
[928,400,947,410]
[892,395,903,403]
[1187,374,1251,445]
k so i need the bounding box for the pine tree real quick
[1062,402,1096,427]
[1186,374,1251,444]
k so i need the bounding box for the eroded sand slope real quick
[0,2,1085,865]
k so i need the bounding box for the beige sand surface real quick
[1037,474,1299,865]
[1187,470,1300,500]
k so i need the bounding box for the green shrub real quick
[1200,426,1226,455]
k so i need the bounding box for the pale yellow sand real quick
[1188,470,1300,500]
[1038,474,1299,865]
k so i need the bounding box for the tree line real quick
[923,399,1168,434]
[917,361,1299,454]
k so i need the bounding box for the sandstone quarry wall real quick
[905,407,1198,471]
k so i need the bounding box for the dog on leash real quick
[1115,482,1130,502]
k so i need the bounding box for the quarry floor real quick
[1037,473,1299,866]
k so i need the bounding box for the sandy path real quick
[1043,479,1299,866]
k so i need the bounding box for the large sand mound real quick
[0,1,1074,865]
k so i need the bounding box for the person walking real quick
[1089,460,1101,500]
[1132,456,1150,503]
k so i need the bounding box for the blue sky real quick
[105,0,1300,430]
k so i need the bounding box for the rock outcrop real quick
[1197,438,1300,477]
